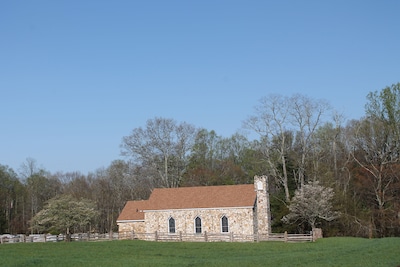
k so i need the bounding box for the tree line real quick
[1,83,400,238]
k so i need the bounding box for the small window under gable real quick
[195,216,202,234]
[169,217,175,233]
[221,216,229,233]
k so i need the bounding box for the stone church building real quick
[117,176,271,241]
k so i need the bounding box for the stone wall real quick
[117,221,145,239]
[145,207,254,236]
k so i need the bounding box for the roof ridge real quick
[153,183,253,190]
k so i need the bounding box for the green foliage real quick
[351,83,400,236]
[0,238,399,266]
[0,164,24,234]
[366,83,400,126]
[270,193,297,233]
[183,130,254,186]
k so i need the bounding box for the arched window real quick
[221,216,229,233]
[169,217,175,233]
[195,216,202,234]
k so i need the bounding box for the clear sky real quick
[1,1,399,175]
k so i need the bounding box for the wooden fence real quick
[268,232,314,242]
[0,233,119,244]
[1,231,314,244]
[121,231,314,243]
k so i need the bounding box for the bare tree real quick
[352,119,394,210]
[60,171,93,200]
[289,94,330,187]
[245,94,331,201]
[244,95,292,202]
[307,112,347,187]
[121,117,197,188]
[19,157,39,180]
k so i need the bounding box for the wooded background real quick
[1,83,399,238]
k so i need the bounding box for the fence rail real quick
[0,233,119,244]
[268,232,314,242]
[121,231,314,243]
[1,231,314,244]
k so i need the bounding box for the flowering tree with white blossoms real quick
[30,195,98,241]
[282,181,338,229]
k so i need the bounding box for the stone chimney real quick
[254,175,271,236]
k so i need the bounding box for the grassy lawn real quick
[0,237,399,267]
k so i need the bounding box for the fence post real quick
[154,231,158,242]
[179,231,182,242]
[204,231,208,242]
[284,231,288,242]
[312,228,322,241]
[230,232,234,242]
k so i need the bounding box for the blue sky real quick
[1,1,399,174]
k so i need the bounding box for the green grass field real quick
[0,237,399,267]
